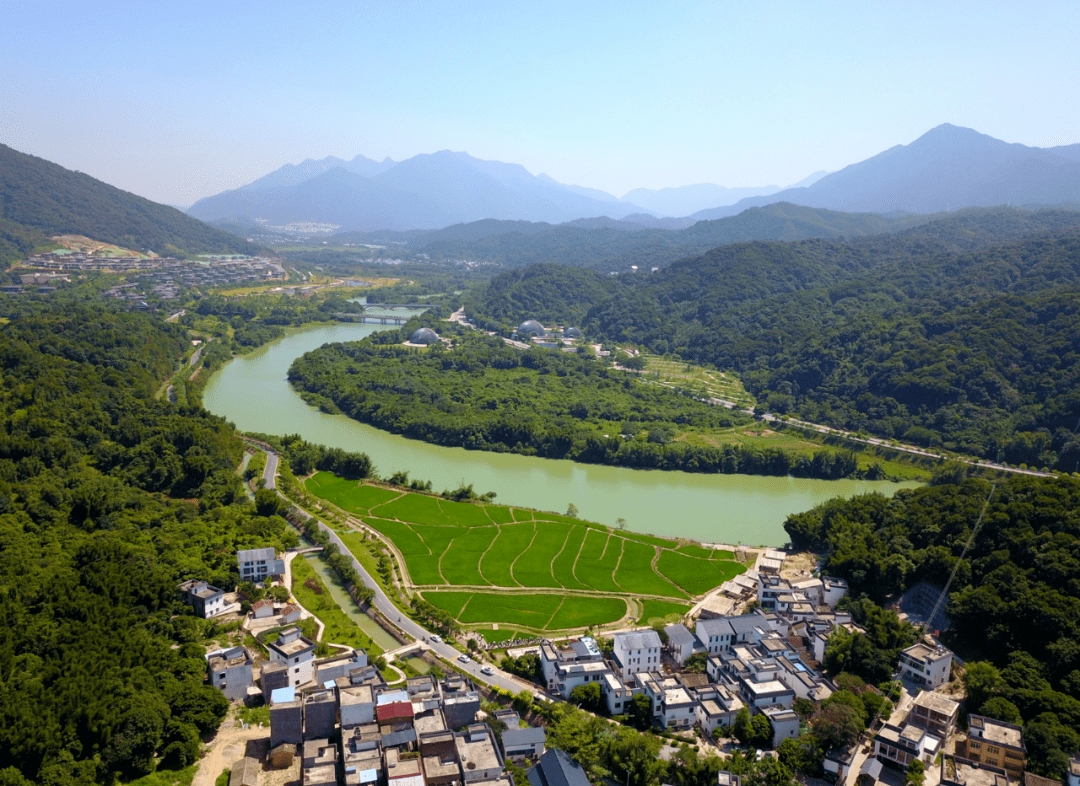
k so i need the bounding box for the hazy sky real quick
[2,0,1078,206]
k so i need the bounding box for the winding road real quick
[250,440,540,697]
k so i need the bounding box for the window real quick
[986,746,1000,755]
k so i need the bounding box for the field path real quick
[547,526,573,589]
[474,525,501,585]
[570,528,590,588]
[649,545,691,597]
[508,522,538,587]
[437,535,455,584]
[544,595,568,628]
[610,538,628,592]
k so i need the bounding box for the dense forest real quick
[382,202,939,272]
[462,209,1080,470]
[0,144,257,266]
[0,299,299,785]
[784,476,1080,776]
[287,321,865,480]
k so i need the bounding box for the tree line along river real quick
[202,323,922,547]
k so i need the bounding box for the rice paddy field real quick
[306,471,748,633]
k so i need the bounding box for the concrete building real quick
[940,755,1012,786]
[270,686,304,747]
[664,624,698,666]
[908,691,960,739]
[502,726,546,764]
[613,630,663,678]
[1068,757,1080,786]
[761,707,800,749]
[539,637,606,697]
[528,749,590,786]
[420,730,460,786]
[237,546,285,582]
[874,721,942,768]
[456,724,504,782]
[960,715,1027,779]
[694,684,743,735]
[316,649,369,684]
[305,690,339,740]
[386,747,425,786]
[268,627,317,687]
[899,641,954,689]
[206,646,253,702]
[441,674,481,730]
[178,579,227,618]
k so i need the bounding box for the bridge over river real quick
[333,303,428,326]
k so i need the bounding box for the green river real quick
[202,323,922,546]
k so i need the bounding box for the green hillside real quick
[0,143,259,266]
[462,209,1080,471]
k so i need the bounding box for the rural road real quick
[254,443,540,697]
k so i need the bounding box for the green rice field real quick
[307,472,748,631]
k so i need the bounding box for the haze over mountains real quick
[188,124,1080,235]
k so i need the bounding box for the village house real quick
[899,640,954,689]
[206,645,253,701]
[612,630,663,678]
[178,579,228,618]
[237,546,285,582]
[960,715,1027,779]
[267,626,317,687]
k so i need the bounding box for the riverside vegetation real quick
[287,321,875,480]
[461,210,1080,473]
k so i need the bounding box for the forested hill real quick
[0,300,299,784]
[0,143,258,267]
[784,476,1080,776]
[393,202,936,271]
[462,210,1080,471]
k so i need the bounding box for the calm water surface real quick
[203,324,922,547]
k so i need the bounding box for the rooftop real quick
[969,716,1024,749]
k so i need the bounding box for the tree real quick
[628,693,653,730]
[979,697,1022,725]
[570,682,603,713]
[751,713,773,748]
[963,661,1004,711]
[512,689,534,716]
[733,707,754,746]
[906,759,925,786]
[566,503,579,518]
[811,703,862,750]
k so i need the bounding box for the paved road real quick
[258,446,539,697]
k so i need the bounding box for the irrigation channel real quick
[302,553,400,652]
[203,322,922,546]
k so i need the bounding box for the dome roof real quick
[563,327,583,339]
[409,327,440,344]
[517,319,545,337]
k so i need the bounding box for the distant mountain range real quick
[690,124,1080,220]
[191,125,1080,234]
[0,144,256,266]
[188,151,657,231]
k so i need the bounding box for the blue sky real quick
[2,0,1078,206]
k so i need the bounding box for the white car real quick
[480,665,495,676]
[430,634,442,643]
[458,654,471,663]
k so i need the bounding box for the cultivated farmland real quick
[306,472,748,633]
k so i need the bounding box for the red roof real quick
[377,701,414,722]
[252,599,273,610]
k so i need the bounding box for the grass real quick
[639,599,692,624]
[642,355,755,407]
[614,540,685,598]
[307,473,749,631]
[236,703,271,726]
[513,522,571,588]
[421,591,626,631]
[292,555,384,653]
[122,764,199,786]
[573,530,623,593]
[548,597,628,630]
[440,526,498,585]
[472,626,528,644]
